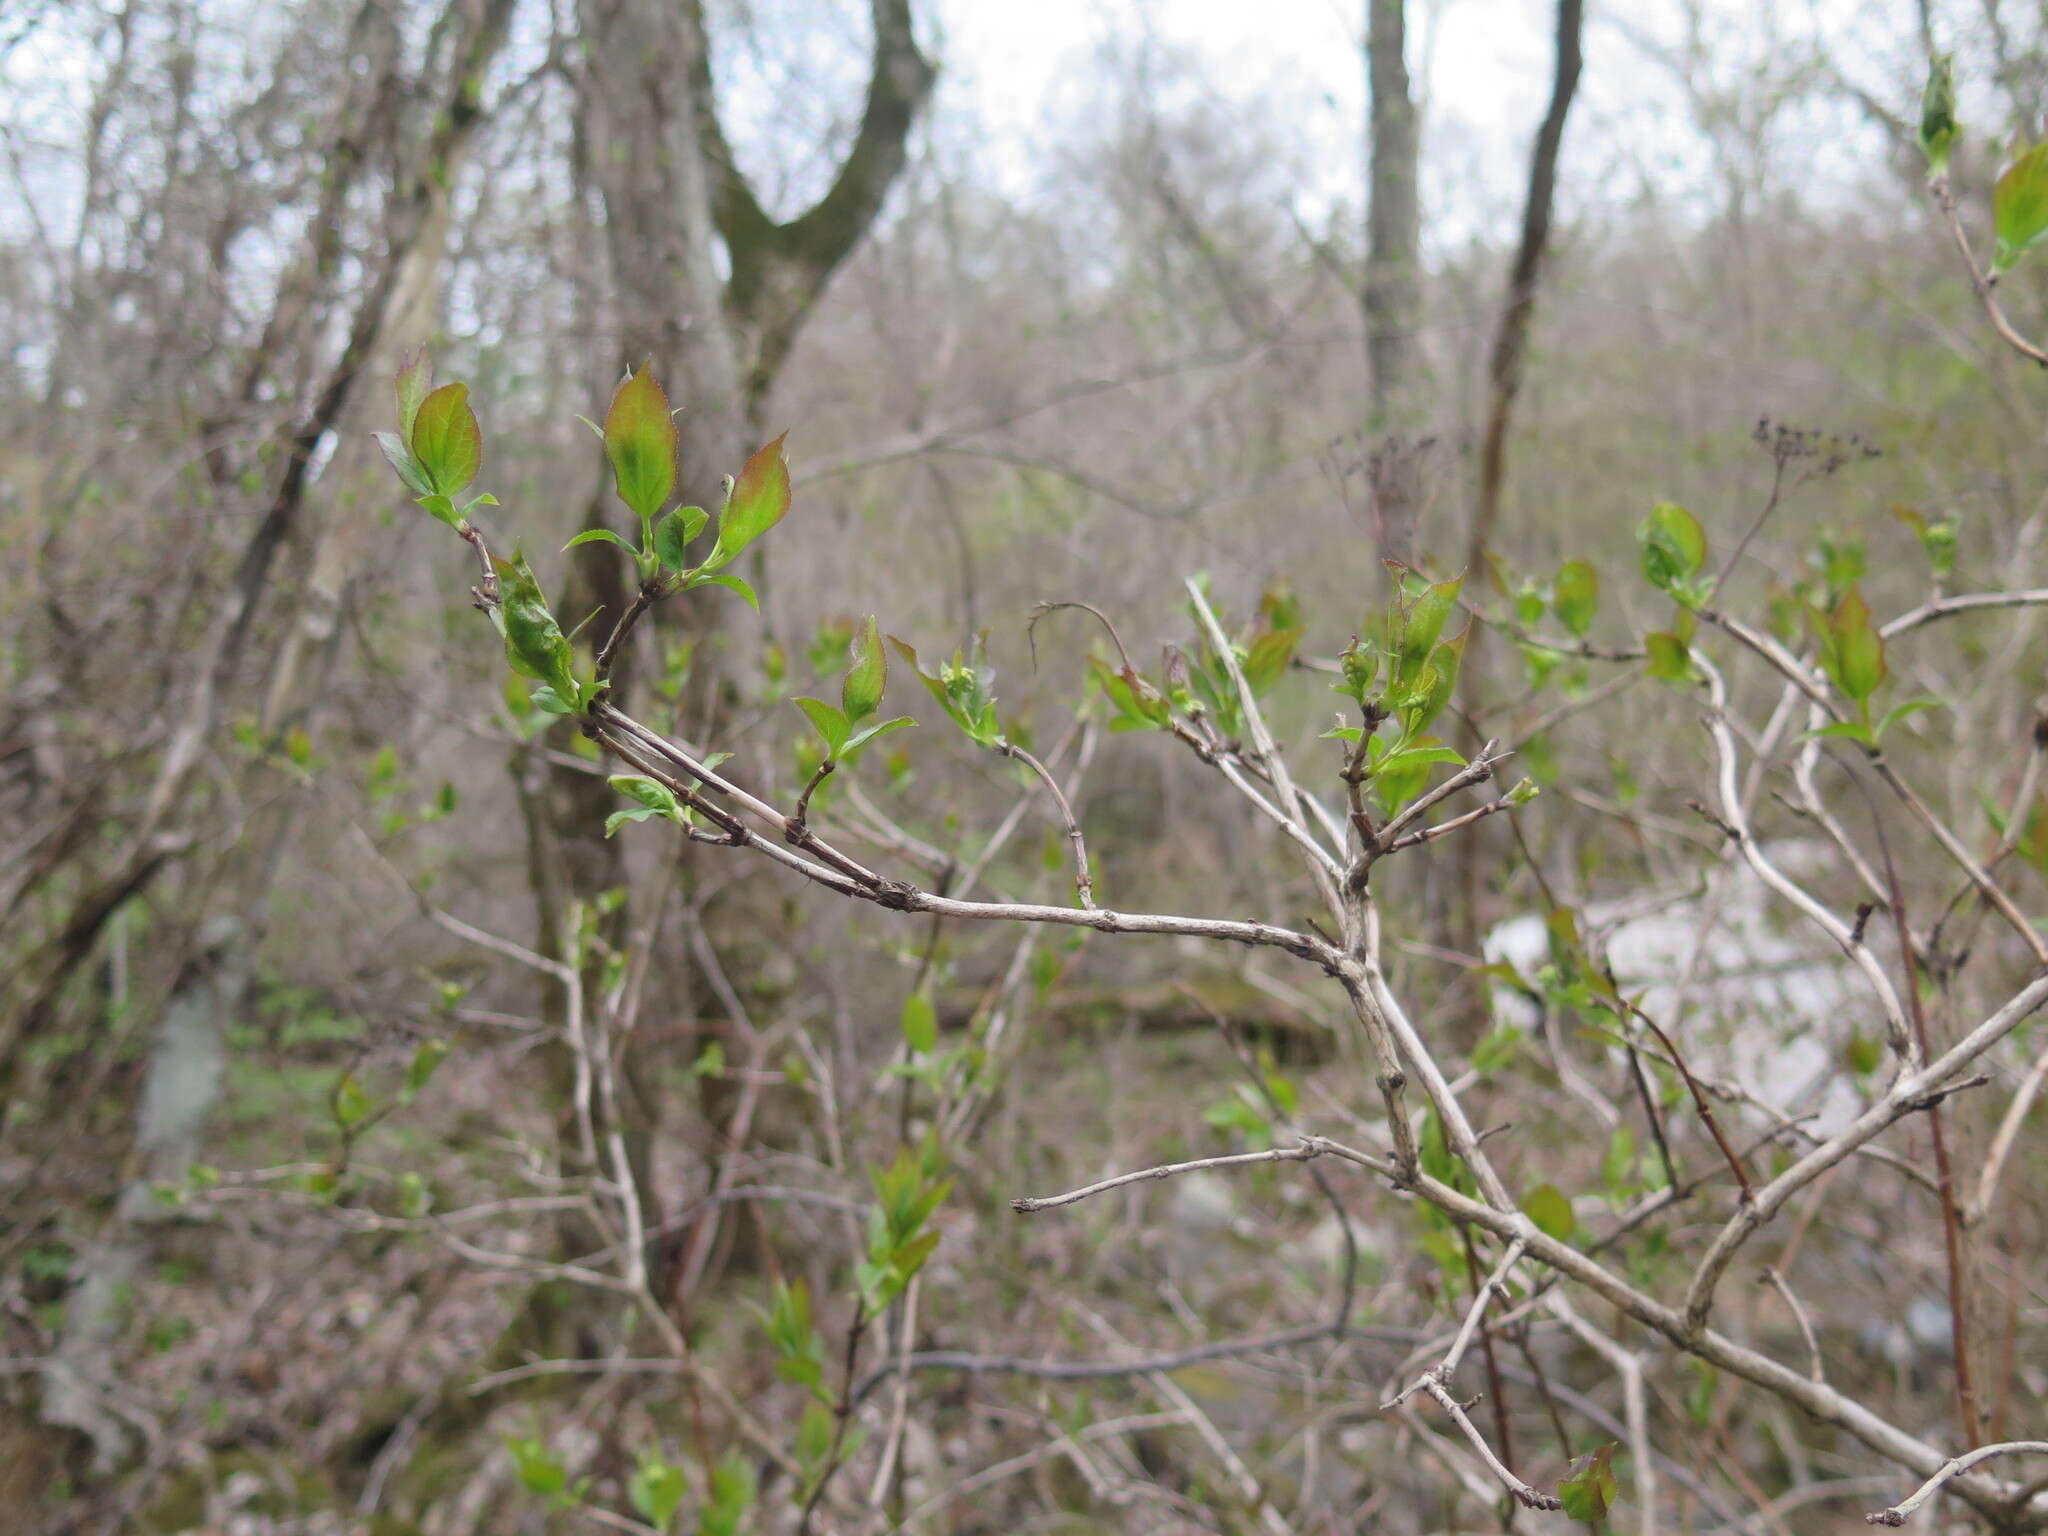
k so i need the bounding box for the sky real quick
[939,0,1557,237]
[930,0,1903,247]
[0,0,1921,271]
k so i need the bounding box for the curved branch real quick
[1866,1442,2048,1526]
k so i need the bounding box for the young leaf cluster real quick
[1557,1442,1622,1522]
[1806,586,1940,749]
[566,366,790,611]
[897,634,1005,748]
[854,1137,951,1313]
[1325,567,1471,815]
[374,349,498,532]
[1920,54,2048,274]
[377,356,800,724]
[793,615,913,768]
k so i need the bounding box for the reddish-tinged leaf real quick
[712,432,792,567]
[1827,585,1886,703]
[603,364,678,522]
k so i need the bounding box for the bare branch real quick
[1419,1376,1564,1512]
[1012,1142,1323,1213]
[999,740,1094,908]
[1757,1267,1824,1384]
[1928,173,2048,368]
[1866,1442,2048,1526]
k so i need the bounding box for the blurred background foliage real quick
[3,0,2048,1531]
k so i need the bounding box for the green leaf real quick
[375,432,434,497]
[1877,697,1944,740]
[1409,627,1466,733]
[563,527,635,555]
[890,1227,942,1289]
[793,697,849,756]
[1825,585,1886,703]
[403,1038,449,1099]
[504,1436,568,1499]
[1557,1442,1620,1523]
[333,1072,373,1130]
[1808,720,1878,748]
[841,716,914,758]
[1378,744,1465,776]
[1398,578,1463,681]
[529,685,575,715]
[701,1451,755,1536]
[629,1449,687,1531]
[1243,626,1303,695]
[652,505,707,573]
[1920,53,1958,176]
[1420,1109,1457,1186]
[1471,1024,1523,1076]
[710,431,791,568]
[1686,1362,1718,1425]
[602,364,678,523]
[394,348,433,445]
[1337,634,1379,701]
[1644,631,1690,683]
[1638,502,1707,596]
[1371,738,1463,816]
[842,615,886,723]
[415,492,463,531]
[901,991,938,1054]
[1524,1183,1577,1241]
[608,774,683,823]
[1553,560,1598,638]
[409,382,482,497]
[1921,519,1958,579]
[495,553,578,698]
[1993,141,2048,273]
[1087,654,1170,733]
[687,571,758,609]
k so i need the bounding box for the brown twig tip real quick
[1028,598,1136,676]
[1685,798,1740,842]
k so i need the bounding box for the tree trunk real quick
[1466,0,1585,572]
[1453,0,1584,997]
[1363,0,1421,429]
[378,0,936,1499]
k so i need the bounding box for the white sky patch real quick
[0,0,1932,277]
[941,0,1563,241]
[935,0,1901,245]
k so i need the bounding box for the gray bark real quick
[1364,0,1421,427]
